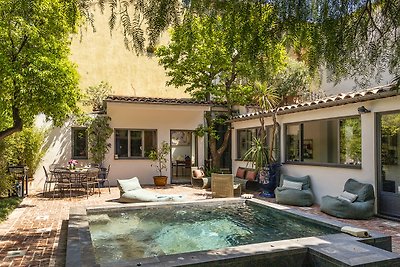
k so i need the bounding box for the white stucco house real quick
[231,83,400,219]
[34,82,400,219]
[103,96,214,185]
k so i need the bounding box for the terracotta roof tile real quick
[232,83,399,121]
[105,95,213,106]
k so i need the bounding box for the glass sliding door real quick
[378,111,400,218]
[170,130,197,184]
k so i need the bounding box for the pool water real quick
[88,203,338,264]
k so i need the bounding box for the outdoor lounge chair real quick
[117,177,185,203]
[275,174,314,206]
[191,167,211,189]
[211,173,241,198]
[320,178,375,219]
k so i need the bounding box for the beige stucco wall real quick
[232,95,400,205]
[105,102,209,185]
[69,6,188,98]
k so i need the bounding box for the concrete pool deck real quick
[1,185,400,266]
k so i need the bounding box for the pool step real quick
[308,240,400,266]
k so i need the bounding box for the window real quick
[285,116,361,166]
[115,129,157,158]
[72,128,88,159]
[237,126,279,160]
[237,128,260,159]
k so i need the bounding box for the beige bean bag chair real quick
[117,177,185,203]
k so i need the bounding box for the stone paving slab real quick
[0,185,399,266]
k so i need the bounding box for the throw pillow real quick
[117,177,142,194]
[338,191,358,203]
[245,170,257,181]
[236,167,246,179]
[193,169,204,178]
[282,180,303,190]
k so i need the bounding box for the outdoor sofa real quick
[234,167,259,190]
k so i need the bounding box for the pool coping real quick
[67,198,400,266]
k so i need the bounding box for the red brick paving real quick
[0,186,399,266]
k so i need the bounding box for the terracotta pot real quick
[153,176,168,186]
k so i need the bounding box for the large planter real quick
[153,176,168,186]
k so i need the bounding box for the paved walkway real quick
[0,186,399,266]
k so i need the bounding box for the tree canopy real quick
[84,0,400,86]
[0,0,81,140]
[156,1,293,168]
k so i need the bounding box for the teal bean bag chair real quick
[275,174,314,206]
[320,178,375,219]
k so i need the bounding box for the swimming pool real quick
[88,202,339,264]
[67,199,400,266]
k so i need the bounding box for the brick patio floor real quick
[0,185,399,266]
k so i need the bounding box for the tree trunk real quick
[207,115,231,170]
[0,106,23,140]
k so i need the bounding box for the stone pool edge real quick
[66,199,400,267]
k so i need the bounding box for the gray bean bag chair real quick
[320,178,375,219]
[275,174,314,206]
[117,177,185,203]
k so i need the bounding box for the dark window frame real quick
[236,126,280,161]
[71,127,88,159]
[284,115,362,168]
[114,129,157,159]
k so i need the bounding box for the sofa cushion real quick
[236,167,246,179]
[282,180,303,190]
[117,177,142,195]
[338,191,358,202]
[245,170,257,181]
[193,169,204,178]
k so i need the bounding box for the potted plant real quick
[243,136,269,185]
[148,141,171,186]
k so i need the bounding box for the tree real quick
[82,81,112,111]
[83,82,113,166]
[156,2,288,169]
[81,0,400,87]
[0,0,81,141]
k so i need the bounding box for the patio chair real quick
[320,178,375,219]
[117,177,185,203]
[275,174,314,206]
[211,173,241,198]
[81,168,101,198]
[191,167,211,189]
[42,166,57,197]
[52,170,73,199]
[96,164,111,193]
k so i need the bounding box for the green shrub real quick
[0,126,47,195]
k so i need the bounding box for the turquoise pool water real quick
[88,203,338,264]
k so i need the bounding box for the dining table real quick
[51,167,100,198]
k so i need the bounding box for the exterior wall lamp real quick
[357,106,371,114]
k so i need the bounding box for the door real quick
[170,130,197,184]
[377,111,400,218]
